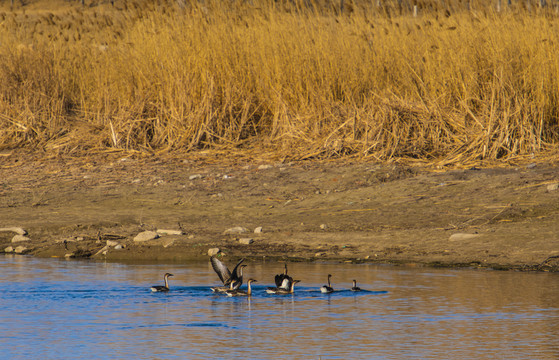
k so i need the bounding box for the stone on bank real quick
[134,231,160,242]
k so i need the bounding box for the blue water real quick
[1,255,558,359]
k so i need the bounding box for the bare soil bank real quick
[1,151,559,271]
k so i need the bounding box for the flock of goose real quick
[150,256,364,296]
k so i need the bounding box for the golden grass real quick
[1,0,559,165]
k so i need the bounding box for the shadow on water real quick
[118,322,229,330]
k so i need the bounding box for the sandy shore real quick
[1,151,559,271]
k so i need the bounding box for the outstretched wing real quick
[229,258,245,281]
[210,256,231,285]
[274,274,285,288]
[228,259,245,289]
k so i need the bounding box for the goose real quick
[266,277,291,294]
[151,273,173,292]
[274,263,293,290]
[226,279,257,297]
[266,263,294,293]
[267,280,300,295]
[211,265,247,293]
[320,274,334,294]
[210,256,245,292]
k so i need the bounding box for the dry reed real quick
[0,0,558,165]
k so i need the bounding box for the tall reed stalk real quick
[0,0,558,164]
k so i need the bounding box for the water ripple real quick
[1,255,558,359]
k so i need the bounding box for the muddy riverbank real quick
[1,150,559,271]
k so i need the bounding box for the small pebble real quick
[315,252,326,257]
[133,231,160,242]
[224,226,249,235]
[207,248,220,256]
[4,246,14,253]
[320,224,328,230]
[238,238,254,245]
[0,227,27,235]
[189,174,202,180]
[449,233,481,242]
[12,235,31,243]
[156,229,184,236]
[14,246,27,254]
[258,164,273,170]
[114,244,124,250]
[254,227,263,234]
[547,183,559,191]
[64,253,74,258]
[106,240,119,247]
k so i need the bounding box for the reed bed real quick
[1,0,558,164]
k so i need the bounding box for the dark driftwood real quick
[537,255,559,269]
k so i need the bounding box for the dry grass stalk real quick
[0,0,558,165]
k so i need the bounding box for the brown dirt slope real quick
[1,151,559,271]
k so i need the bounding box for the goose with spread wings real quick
[275,263,294,289]
[210,256,246,292]
[266,263,294,294]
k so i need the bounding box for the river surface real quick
[1,255,558,359]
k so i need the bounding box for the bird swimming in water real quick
[267,280,301,295]
[320,274,334,294]
[211,264,247,293]
[351,280,361,292]
[151,273,173,292]
[274,263,293,290]
[266,277,290,294]
[210,256,246,292]
[266,263,294,293]
[226,279,257,297]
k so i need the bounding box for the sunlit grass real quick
[1,0,558,164]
